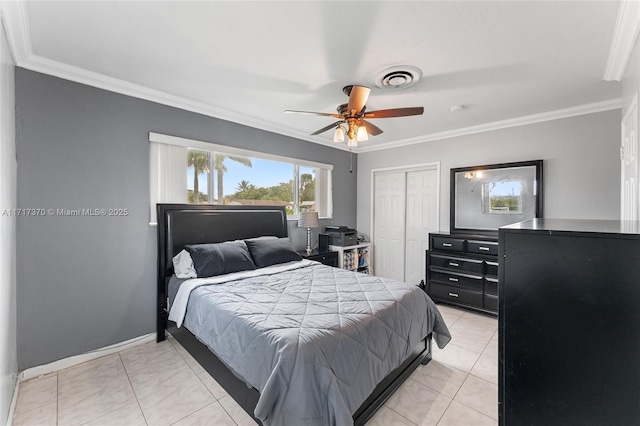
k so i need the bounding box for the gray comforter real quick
[178,262,450,426]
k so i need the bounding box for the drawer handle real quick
[448,262,459,267]
[442,243,453,247]
[478,246,490,251]
[448,277,459,282]
[448,292,459,298]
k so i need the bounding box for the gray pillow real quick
[185,242,257,278]
[245,238,302,268]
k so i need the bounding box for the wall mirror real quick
[450,160,543,235]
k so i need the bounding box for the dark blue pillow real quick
[245,238,302,268]
[185,242,256,278]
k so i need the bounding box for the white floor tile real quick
[411,360,468,398]
[384,378,452,425]
[432,343,481,373]
[138,376,214,426]
[12,402,57,426]
[437,400,497,426]
[218,394,258,426]
[15,375,57,415]
[83,401,147,426]
[57,375,137,426]
[366,406,416,426]
[172,401,237,426]
[454,375,498,420]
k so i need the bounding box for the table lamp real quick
[298,211,319,255]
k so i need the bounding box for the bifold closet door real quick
[373,171,406,281]
[405,169,438,285]
[373,168,438,283]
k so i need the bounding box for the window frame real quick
[149,132,333,224]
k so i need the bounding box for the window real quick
[482,180,523,214]
[149,133,332,223]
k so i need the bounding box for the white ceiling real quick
[3,1,625,152]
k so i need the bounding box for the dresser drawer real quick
[485,276,498,296]
[430,268,484,292]
[467,240,498,256]
[432,236,466,252]
[429,253,484,274]
[430,283,483,307]
[306,251,338,267]
[484,294,498,311]
[485,260,499,277]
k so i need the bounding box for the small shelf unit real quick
[329,243,371,274]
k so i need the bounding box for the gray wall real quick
[0,12,17,423]
[15,69,357,370]
[357,109,621,239]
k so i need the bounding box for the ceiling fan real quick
[285,85,424,147]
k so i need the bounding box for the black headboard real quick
[156,204,289,340]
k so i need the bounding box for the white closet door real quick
[373,172,406,281]
[405,169,439,285]
[621,95,639,221]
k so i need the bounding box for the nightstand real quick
[298,250,338,267]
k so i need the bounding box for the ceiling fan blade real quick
[363,107,424,119]
[311,121,344,136]
[284,110,343,119]
[360,119,384,136]
[347,86,371,115]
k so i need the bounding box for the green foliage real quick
[187,189,207,204]
[232,179,294,202]
[490,196,519,211]
[299,173,315,201]
[188,150,210,204]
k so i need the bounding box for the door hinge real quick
[620,146,625,160]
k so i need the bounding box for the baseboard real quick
[5,376,20,426]
[20,332,156,381]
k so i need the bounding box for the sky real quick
[489,181,521,197]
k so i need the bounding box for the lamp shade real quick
[333,126,345,142]
[356,125,368,141]
[298,211,319,228]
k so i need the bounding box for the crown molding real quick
[20,53,349,148]
[355,99,622,153]
[1,0,31,65]
[603,0,640,81]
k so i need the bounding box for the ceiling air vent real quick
[376,65,422,90]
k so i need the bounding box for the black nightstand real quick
[298,250,338,267]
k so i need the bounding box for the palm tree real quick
[236,180,251,193]
[214,154,252,204]
[188,150,210,204]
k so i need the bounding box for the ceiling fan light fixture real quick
[333,125,345,142]
[356,126,368,141]
[347,138,358,148]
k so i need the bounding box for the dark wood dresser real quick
[499,219,640,425]
[426,232,498,314]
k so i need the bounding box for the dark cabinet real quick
[499,219,640,425]
[299,250,339,267]
[426,233,498,314]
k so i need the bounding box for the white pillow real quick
[172,249,197,279]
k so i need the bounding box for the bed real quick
[157,204,450,425]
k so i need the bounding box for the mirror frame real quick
[450,160,544,235]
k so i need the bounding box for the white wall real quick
[0,4,17,424]
[357,109,621,239]
[621,27,639,125]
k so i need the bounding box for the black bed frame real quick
[156,204,432,425]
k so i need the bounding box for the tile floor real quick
[12,304,498,426]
